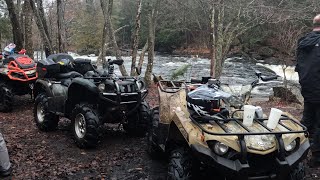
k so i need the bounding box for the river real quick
[34,51,299,100]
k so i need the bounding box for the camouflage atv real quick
[148,73,310,180]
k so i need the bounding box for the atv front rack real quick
[8,61,38,82]
[190,115,308,136]
[90,76,148,116]
[7,61,38,81]
[190,114,308,163]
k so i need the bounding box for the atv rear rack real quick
[157,80,190,93]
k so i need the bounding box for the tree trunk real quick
[5,0,23,51]
[137,40,148,74]
[130,0,143,76]
[57,0,66,53]
[23,1,33,59]
[97,22,108,66]
[144,1,157,85]
[97,0,114,66]
[37,0,51,41]
[209,5,216,78]
[0,33,2,50]
[30,0,53,57]
[100,0,128,76]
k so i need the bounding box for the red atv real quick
[0,54,37,112]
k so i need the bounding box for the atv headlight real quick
[285,140,297,152]
[210,141,229,156]
[136,80,145,90]
[98,83,106,91]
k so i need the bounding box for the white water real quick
[34,51,297,100]
[256,63,299,82]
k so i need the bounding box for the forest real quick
[1,0,320,179]
[1,0,320,82]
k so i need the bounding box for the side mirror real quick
[255,71,262,78]
[109,59,124,66]
[135,67,141,75]
[261,75,279,82]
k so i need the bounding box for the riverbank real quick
[172,45,296,66]
[0,87,318,179]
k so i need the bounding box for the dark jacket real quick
[296,31,320,102]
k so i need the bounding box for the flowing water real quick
[110,54,294,100]
[35,51,299,101]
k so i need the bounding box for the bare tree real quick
[137,40,148,74]
[100,0,128,76]
[23,1,33,58]
[97,0,113,66]
[57,0,66,53]
[5,0,23,50]
[130,0,143,76]
[144,0,160,85]
[30,0,53,57]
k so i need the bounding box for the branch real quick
[114,25,129,34]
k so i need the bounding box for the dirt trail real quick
[0,96,167,179]
[0,91,319,179]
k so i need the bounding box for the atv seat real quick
[55,71,82,79]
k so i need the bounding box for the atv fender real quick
[34,79,68,114]
[34,79,54,97]
[65,78,99,116]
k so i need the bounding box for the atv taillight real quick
[42,68,47,71]
[212,108,221,112]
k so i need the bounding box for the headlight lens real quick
[213,142,229,155]
[137,81,145,90]
[285,140,297,152]
[98,83,105,91]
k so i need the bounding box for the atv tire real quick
[287,162,306,180]
[0,83,13,112]
[71,104,99,148]
[34,93,59,131]
[147,107,162,158]
[124,101,150,137]
[168,148,195,180]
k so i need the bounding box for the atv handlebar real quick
[190,77,212,84]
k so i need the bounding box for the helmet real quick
[187,85,230,118]
[3,43,16,58]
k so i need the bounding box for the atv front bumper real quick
[99,89,148,115]
[191,140,310,179]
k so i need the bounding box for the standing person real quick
[295,14,320,167]
[0,132,11,177]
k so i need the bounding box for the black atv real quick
[33,53,150,148]
[0,54,37,112]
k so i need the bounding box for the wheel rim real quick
[75,113,86,139]
[36,102,45,123]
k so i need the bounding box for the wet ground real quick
[0,95,167,179]
[0,88,319,179]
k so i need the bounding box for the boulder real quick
[273,84,303,105]
[257,46,276,58]
[251,53,262,60]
